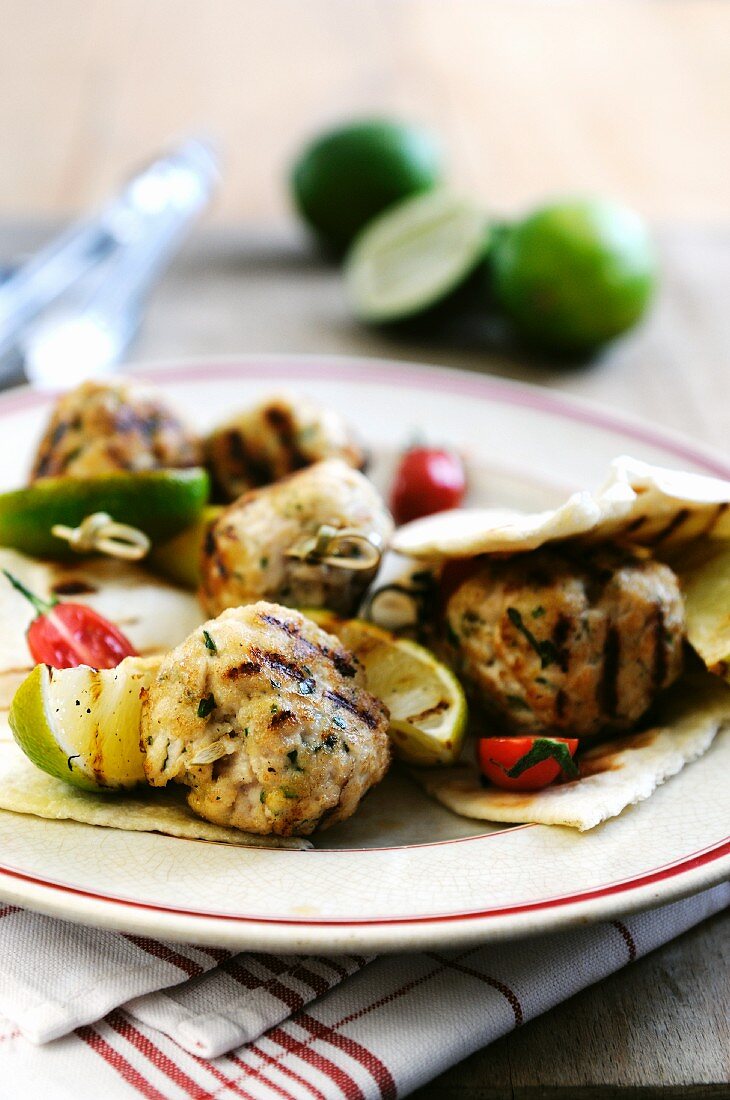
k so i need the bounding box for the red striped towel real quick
[0,884,726,1098]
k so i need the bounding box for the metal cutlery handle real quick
[0,137,220,379]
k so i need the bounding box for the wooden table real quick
[1,1,729,227]
[1,221,728,1096]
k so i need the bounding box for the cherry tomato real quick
[478,735,579,791]
[4,569,136,669]
[390,446,466,526]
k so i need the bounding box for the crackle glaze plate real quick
[0,355,727,953]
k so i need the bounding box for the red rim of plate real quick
[1,354,728,930]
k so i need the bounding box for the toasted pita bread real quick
[393,456,730,560]
[411,675,730,830]
[0,548,204,709]
[0,738,309,848]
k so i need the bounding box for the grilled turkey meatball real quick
[206,392,365,501]
[142,602,391,835]
[444,546,685,737]
[30,379,202,481]
[200,459,393,617]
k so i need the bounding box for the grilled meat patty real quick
[206,392,365,501]
[200,459,394,617]
[444,546,685,737]
[30,379,202,481]
[142,602,391,835]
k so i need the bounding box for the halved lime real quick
[0,468,209,559]
[149,504,223,589]
[8,656,160,791]
[308,611,468,765]
[345,190,492,324]
[671,540,730,680]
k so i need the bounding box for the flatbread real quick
[0,738,309,849]
[0,548,203,709]
[411,675,730,830]
[393,455,730,560]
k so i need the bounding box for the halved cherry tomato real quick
[478,735,579,791]
[3,569,136,669]
[390,446,466,526]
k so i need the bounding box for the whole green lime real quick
[492,199,657,354]
[291,120,443,252]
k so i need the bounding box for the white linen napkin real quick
[0,883,725,1098]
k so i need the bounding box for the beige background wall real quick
[1,0,729,226]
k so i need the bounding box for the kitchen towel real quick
[0,882,726,1098]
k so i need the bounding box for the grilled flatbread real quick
[393,456,730,560]
[0,739,309,849]
[411,675,730,830]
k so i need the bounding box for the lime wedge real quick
[0,469,209,559]
[8,656,160,791]
[345,190,491,323]
[149,504,223,589]
[308,611,468,765]
[671,540,730,680]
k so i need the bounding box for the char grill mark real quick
[703,501,729,536]
[264,404,309,473]
[552,614,572,672]
[261,651,312,684]
[226,428,271,487]
[651,605,668,691]
[259,612,297,636]
[333,654,357,678]
[624,515,647,534]
[259,612,357,679]
[653,507,690,544]
[323,689,378,729]
[225,659,263,679]
[599,625,621,720]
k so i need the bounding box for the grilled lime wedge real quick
[8,656,160,791]
[309,612,467,765]
[0,468,209,559]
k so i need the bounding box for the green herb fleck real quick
[202,630,217,653]
[503,737,579,781]
[259,556,269,569]
[507,607,559,669]
[532,606,546,619]
[197,693,216,718]
[287,749,303,771]
[146,736,153,746]
[259,790,266,804]
[270,703,279,714]
[280,787,298,799]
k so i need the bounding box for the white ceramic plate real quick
[0,355,727,953]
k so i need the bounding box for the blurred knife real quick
[0,137,220,387]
